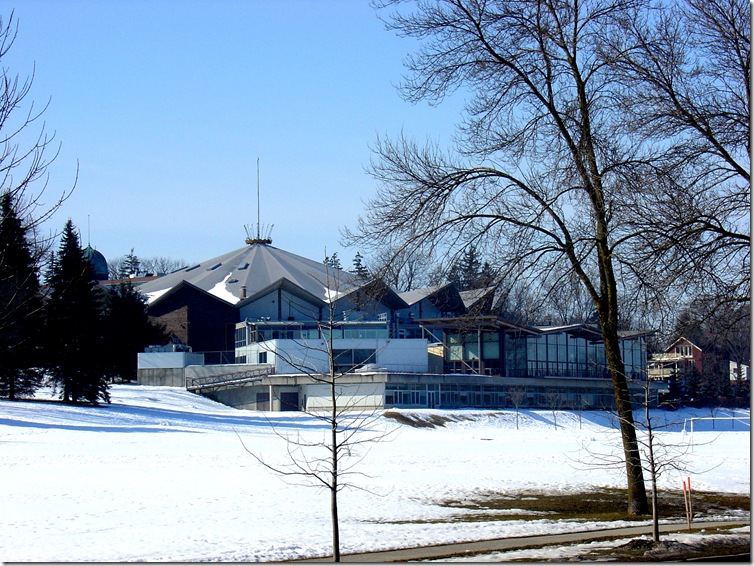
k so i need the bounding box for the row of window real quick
[384,383,618,409]
[234,349,375,373]
[235,351,268,365]
[235,325,389,347]
[445,331,647,379]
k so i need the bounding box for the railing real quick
[186,365,274,392]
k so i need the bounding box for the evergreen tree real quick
[45,220,109,403]
[350,252,369,279]
[102,281,167,382]
[733,375,750,407]
[0,192,43,399]
[448,246,483,291]
[119,248,141,278]
[478,261,494,288]
[324,252,342,270]
[681,366,703,407]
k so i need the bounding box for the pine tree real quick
[448,246,483,291]
[45,220,109,403]
[119,248,141,278]
[102,281,167,382]
[324,252,342,270]
[0,192,43,399]
[478,261,494,288]
[351,252,369,279]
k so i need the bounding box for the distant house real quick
[729,361,750,383]
[647,337,703,381]
[134,238,656,411]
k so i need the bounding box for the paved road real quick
[294,520,749,562]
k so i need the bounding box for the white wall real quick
[303,381,385,411]
[376,339,429,372]
[236,338,429,374]
[137,352,204,369]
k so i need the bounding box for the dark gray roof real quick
[138,243,365,307]
[398,284,448,307]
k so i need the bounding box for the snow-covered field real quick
[1,385,749,562]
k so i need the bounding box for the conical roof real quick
[138,243,365,307]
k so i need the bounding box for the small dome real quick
[83,245,109,281]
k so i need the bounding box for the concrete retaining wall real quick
[202,386,260,410]
[137,368,186,387]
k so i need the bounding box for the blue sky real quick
[6,0,463,269]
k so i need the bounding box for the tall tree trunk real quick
[594,221,649,516]
[330,378,340,562]
[645,387,660,542]
[603,330,649,515]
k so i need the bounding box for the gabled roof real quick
[138,243,367,308]
[458,287,494,310]
[665,336,702,353]
[398,283,466,314]
[399,284,447,307]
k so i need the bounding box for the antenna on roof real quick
[245,157,273,245]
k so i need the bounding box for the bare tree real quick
[141,256,187,276]
[507,386,526,430]
[539,268,597,326]
[366,241,439,292]
[108,253,187,279]
[612,0,750,314]
[545,390,566,429]
[575,376,719,542]
[0,11,73,245]
[237,267,395,562]
[347,0,656,515]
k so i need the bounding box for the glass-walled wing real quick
[526,333,609,379]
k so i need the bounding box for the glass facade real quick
[384,382,618,409]
[236,321,389,344]
[444,327,647,381]
[526,333,609,379]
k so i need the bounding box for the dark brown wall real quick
[148,286,238,353]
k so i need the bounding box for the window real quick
[258,351,268,364]
[482,332,499,358]
[332,348,376,372]
[465,336,480,360]
[235,327,248,348]
[676,345,692,357]
[447,333,464,361]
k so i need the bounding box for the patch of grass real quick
[382,411,443,428]
[439,488,750,523]
[434,529,751,562]
[376,488,750,525]
[577,532,751,562]
[382,410,481,428]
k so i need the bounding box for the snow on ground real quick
[1,385,749,562]
[440,526,752,562]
